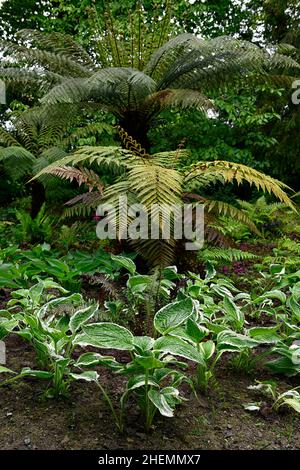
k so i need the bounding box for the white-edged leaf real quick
[154,298,194,334]
[75,322,134,350]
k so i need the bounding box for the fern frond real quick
[184,160,296,210]
[117,126,150,158]
[198,247,258,263]
[63,191,103,218]
[204,199,261,236]
[0,146,35,178]
[15,29,96,69]
[44,166,104,193]
[31,146,135,181]
[0,128,20,147]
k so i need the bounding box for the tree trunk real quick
[119,115,151,152]
[30,181,46,219]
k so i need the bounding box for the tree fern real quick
[33,135,295,268]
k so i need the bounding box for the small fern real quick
[198,247,258,263]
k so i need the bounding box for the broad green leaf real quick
[76,322,134,350]
[223,297,244,329]
[127,275,151,293]
[287,296,300,321]
[111,255,136,275]
[186,319,207,343]
[217,330,258,353]
[154,298,194,334]
[270,264,285,276]
[199,340,215,361]
[134,353,165,370]
[205,262,216,281]
[69,371,99,382]
[20,368,53,379]
[0,366,15,375]
[154,335,204,364]
[69,304,98,334]
[126,374,159,392]
[75,352,122,370]
[133,336,155,352]
[148,388,174,417]
[282,398,300,413]
[248,326,281,344]
[254,290,287,305]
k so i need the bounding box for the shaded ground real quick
[1,335,300,450]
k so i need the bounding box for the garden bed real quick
[1,335,300,451]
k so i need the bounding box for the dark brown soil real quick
[1,335,300,450]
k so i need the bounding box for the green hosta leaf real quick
[186,319,207,343]
[270,264,285,276]
[148,387,180,417]
[69,304,98,334]
[20,368,53,379]
[169,325,200,344]
[280,397,300,413]
[205,262,216,281]
[162,266,180,281]
[287,296,300,321]
[76,323,134,350]
[154,335,204,364]
[75,352,121,369]
[223,297,244,329]
[69,371,99,382]
[205,322,228,335]
[254,290,287,305]
[199,340,215,361]
[0,318,19,339]
[127,275,151,293]
[126,375,159,392]
[0,366,15,375]
[111,255,136,275]
[133,336,155,353]
[248,326,281,344]
[154,298,194,335]
[217,330,259,353]
[134,353,165,370]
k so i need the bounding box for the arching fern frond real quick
[31,146,135,181]
[0,127,20,147]
[43,166,104,193]
[184,160,296,210]
[0,146,35,178]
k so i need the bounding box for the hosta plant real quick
[0,280,100,398]
[75,297,204,431]
[245,380,300,414]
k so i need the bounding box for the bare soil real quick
[1,335,300,450]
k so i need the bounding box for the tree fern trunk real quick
[30,181,46,219]
[119,115,150,151]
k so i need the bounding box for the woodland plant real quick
[75,297,203,432]
[1,9,298,267]
[0,280,101,398]
[245,380,300,414]
[33,128,296,268]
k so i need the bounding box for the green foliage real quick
[0,279,100,398]
[245,380,300,415]
[0,244,135,291]
[15,203,55,244]
[75,298,200,431]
